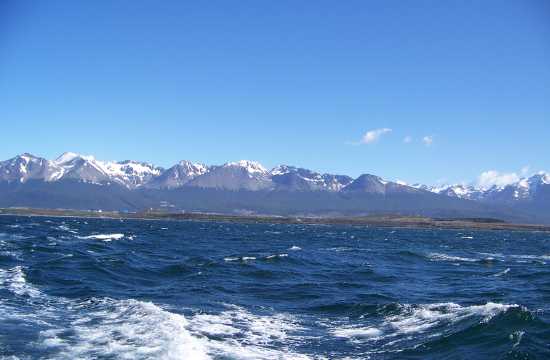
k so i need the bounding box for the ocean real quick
[0,215,548,359]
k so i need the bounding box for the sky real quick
[1,0,549,185]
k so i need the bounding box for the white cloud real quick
[477,170,520,190]
[360,128,392,144]
[422,135,434,146]
[403,136,413,144]
[520,165,530,176]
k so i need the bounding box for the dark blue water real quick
[0,215,549,359]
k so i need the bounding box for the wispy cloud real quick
[422,135,434,146]
[403,136,413,144]
[358,128,392,145]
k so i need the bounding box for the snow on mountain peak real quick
[269,165,354,192]
[3,152,549,198]
[101,161,163,188]
[224,160,267,174]
[270,165,292,176]
[177,160,208,175]
[108,160,162,176]
[415,170,550,202]
[54,152,78,163]
[19,153,38,163]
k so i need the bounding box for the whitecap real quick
[41,299,210,360]
[289,246,302,251]
[187,304,310,359]
[331,302,519,345]
[77,233,125,241]
[56,225,78,234]
[332,327,383,339]
[223,256,256,262]
[493,268,511,277]
[510,254,550,262]
[36,299,313,360]
[0,266,41,298]
[266,254,288,259]
[324,247,354,252]
[427,253,477,262]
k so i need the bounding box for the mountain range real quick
[0,152,548,224]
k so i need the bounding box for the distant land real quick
[1,208,549,233]
[1,152,549,224]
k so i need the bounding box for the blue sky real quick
[1,0,549,185]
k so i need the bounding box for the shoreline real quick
[1,208,549,232]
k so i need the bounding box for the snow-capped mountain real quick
[0,153,58,183]
[186,160,272,191]
[479,173,550,204]
[270,165,353,191]
[422,173,550,204]
[342,174,387,193]
[51,152,163,189]
[52,152,113,184]
[1,152,549,224]
[145,160,208,189]
[2,152,547,204]
[1,152,549,223]
[412,183,484,201]
[343,174,421,194]
[0,152,163,189]
[104,160,164,188]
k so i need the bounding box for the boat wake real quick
[1,266,312,360]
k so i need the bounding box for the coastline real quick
[1,207,549,232]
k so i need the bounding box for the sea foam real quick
[77,233,125,241]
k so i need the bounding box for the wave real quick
[188,304,310,359]
[265,253,288,259]
[224,256,256,262]
[427,252,499,264]
[0,266,41,298]
[55,225,78,234]
[427,253,478,263]
[333,327,383,339]
[223,257,240,262]
[42,298,210,360]
[40,300,313,360]
[322,247,355,252]
[493,268,511,277]
[77,233,125,241]
[478,252,550,264]
[509,254,550,262]
[330,301,522,345]
[1,266,313,360]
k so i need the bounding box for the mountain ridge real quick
[1,152,548,223]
